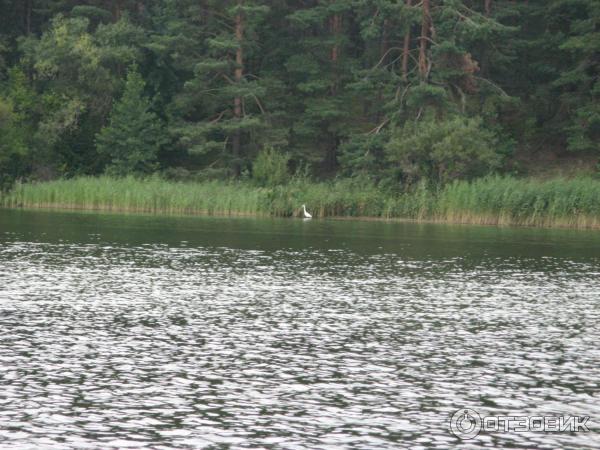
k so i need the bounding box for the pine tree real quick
[0,0,597,182]
[551,0,600,152]
[167,0,270,176]
[285,0,357,174]
[96,67,166,176]
[336,0,417,176]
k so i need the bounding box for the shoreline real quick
[3,203,600,231]
[2,175,600,231]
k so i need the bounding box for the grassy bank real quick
[2,175,600,229]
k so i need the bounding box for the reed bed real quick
[1,177,268,216]
[434,176,600,229]
[2,175,600,229]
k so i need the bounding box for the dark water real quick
[1,209,599,449]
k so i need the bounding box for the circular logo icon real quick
[450,408,482,440]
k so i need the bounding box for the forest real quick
[0,0,598,194]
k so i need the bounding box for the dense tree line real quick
[0,0,598,189]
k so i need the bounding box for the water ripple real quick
[1,238,599,449]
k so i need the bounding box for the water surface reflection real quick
[1,209,599,449]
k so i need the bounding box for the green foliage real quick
[338,133,388,178]
[166,0,271,175]
[0,0,597,191]
[4,175,600,229]
[71,6,113,24]
[566,100,600,153]
[252,146,290,187]
[435,175,600,228]
[96,68,166,176]
[0,67,37,188]
[385,117,503,185]
[0,96,28,188]
[554,1,600,154]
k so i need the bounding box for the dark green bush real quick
[385,116,502,185]
[252,146,290,187]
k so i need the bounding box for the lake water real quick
[1,209,599,449]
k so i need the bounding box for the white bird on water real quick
[302,204,312,219]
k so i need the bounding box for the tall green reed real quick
[2,175,599,229]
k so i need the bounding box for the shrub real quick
[252,146,290,187]
[385,116,502,185]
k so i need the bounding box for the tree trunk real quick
[481,0,493,76]
[402,0,412,81]
[112,0,124,22]
[23,0,32,34]
[374,17,391,122]
[380,18,389,66]
[330,13,342,95]
[232,0,244,176]
[324,11,342,173]
[418,0,431,81]
[325,138,339,174]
